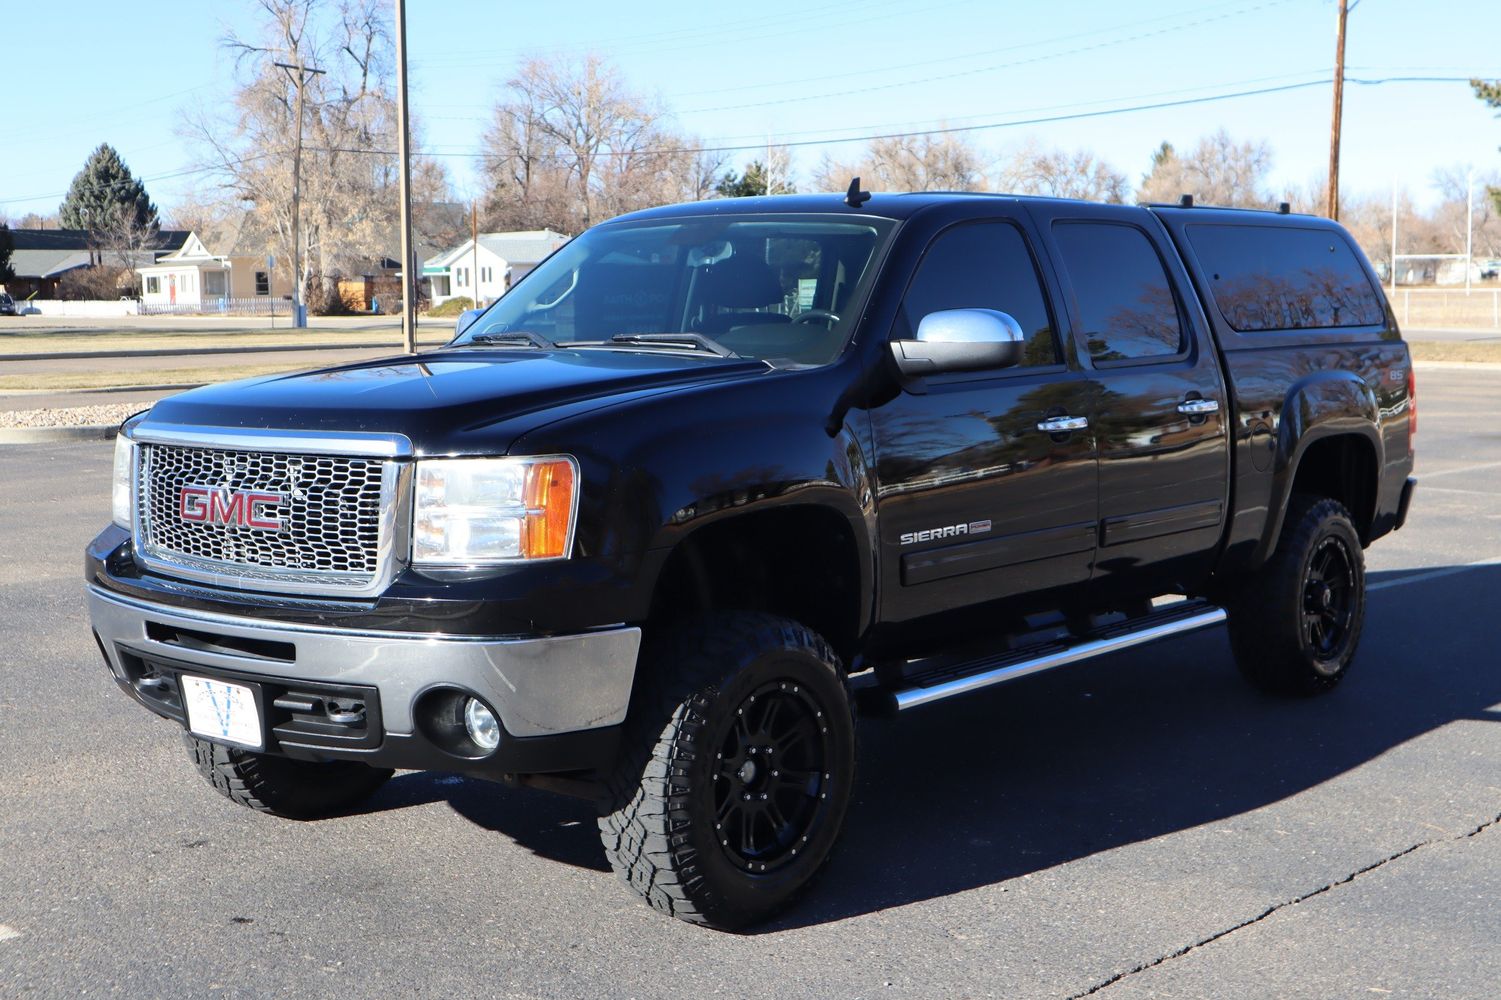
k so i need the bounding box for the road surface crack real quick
[1067,811,1501,999]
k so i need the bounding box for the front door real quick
[1030,204,1230,601]
[870,218,1098,639]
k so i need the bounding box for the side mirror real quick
[889,309,1026,377]
[454,308,484,337]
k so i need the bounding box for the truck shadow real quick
[367,563,1500,928]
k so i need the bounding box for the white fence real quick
[139,297,288,317]
[17,299,141,318]
[1387,288,1501,329]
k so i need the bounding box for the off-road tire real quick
[186,735,394,819]
[598,612,856,930]
[1227,495,1366,695]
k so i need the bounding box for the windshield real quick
[453,214,895,366]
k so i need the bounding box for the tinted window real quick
[1186,223,1384,331]
[901,222,1059,367]
[1053,222,1183,363]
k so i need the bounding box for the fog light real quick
[464,697,501,751]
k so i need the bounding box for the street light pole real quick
[1467,168,1475,294]
[394,0,417,354]
[275,60,325,330]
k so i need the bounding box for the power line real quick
[0,74,1482,209]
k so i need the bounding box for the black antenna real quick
[1179,194,1194,208]
[1278,201,1291,214]
[845,176,871,208]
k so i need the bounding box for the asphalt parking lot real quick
[0,366,1497,999]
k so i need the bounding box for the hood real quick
[140,347,769,455]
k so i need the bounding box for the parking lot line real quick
[1369,557,1501,592]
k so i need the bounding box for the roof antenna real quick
[1278,201,1291,214]
[1179,193,1194,208]
[845,176,871,208]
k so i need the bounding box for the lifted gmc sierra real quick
[87,188,1416,929]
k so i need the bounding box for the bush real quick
[426,296,474,318]
[57,266,130,300]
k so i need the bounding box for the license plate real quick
[181,675,263,749]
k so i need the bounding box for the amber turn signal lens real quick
[521,459,576,559]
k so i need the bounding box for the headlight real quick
[111,433,136,529]
[412,456,578,565]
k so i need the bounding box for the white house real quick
[137,231,293,310]
[423,229,570,308]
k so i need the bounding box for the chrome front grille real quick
[137,443,398,595]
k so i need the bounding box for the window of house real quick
[145,276,160,294]
[1185,223,1385,331]
[900,221,1060,368]
[481,267,492,283]
[1052,222,1184,363]
[255,271,270,296]
[456,267,468,287]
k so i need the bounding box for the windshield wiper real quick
[467,330,555,349]
[608,332,739,358]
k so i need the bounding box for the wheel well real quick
[1289,435,1378,542]
[648,506,863,665]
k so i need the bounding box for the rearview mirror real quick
[454,308,484,337]
[890,309,1025,376]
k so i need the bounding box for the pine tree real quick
[58,144,159,236]
[715,161,795,199]
[0,224,15,285]
[1474,80,1501,215]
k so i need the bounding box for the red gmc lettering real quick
[177,485,285,530]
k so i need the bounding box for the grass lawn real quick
[0,328,450,356]
[0,365,313,392]
[1407,340,1501,364]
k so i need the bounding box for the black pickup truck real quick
[86,189,1416,929]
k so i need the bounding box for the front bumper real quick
[88,585,640,776]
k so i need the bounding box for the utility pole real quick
[471,201,480,308]
[274,60,325,329]
[394,0,417,353]
[1326,0,1349,220]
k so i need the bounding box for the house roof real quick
[9,248,92,279]
[6,228,191,252]
[425,229,570,270]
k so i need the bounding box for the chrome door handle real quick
[1036,415,1089,433]
[1176,398,1220,415]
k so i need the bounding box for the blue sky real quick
[2,0,1499,222]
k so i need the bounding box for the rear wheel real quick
[1227,495,1366,695]
[186,736,393,819]
[598,612,856,930]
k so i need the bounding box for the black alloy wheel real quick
[711,679,835,875]
[1302,534,1357,664]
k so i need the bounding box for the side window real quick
[902,222,1059,367]
[1184,223,1385,331]
[1053,222,1184,363]
[254,271,270,296]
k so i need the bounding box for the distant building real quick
[2,228,190,299]
[423,230,571,308]
[136,231,294,310]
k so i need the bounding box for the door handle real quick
[1036,415,1089,433]
[1176,398,1220,415]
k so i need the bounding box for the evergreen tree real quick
[0,224,14,285]
[716,161,795,198]
[1474,80,1501,214]
[58,144,159,236]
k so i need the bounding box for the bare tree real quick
[1137,130,1275,208]
[480,54,714,233]
[998,143,1128,202]
[182,0,418,312]
[814,131,990,193]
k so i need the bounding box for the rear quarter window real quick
[1186,223,1384,332]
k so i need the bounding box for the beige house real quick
[137,232,293,310]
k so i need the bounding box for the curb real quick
[1,383,204,398]
[0,341,435,363]
[0,424,117,445]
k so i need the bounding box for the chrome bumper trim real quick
[87,586,640,739]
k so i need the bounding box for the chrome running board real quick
[886,602,1227,713]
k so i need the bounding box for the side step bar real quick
[885,603,1227,713]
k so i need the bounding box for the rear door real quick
[1028,203,1230,601]
[870,214,1098,632]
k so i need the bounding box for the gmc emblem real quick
[179,485,287,530]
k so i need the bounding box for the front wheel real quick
[186,736,393,819]
[1227,495,1366,695]
[598,612,856,930]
